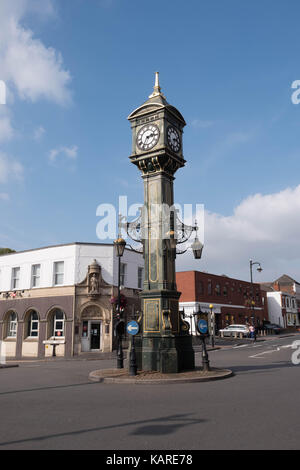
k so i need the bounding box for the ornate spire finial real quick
[149,71,166,99]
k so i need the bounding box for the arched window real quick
[48,309,65,338]
[5,312,17,338]
[26,310,39,338]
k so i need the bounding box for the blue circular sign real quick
[198,319,208,334]
[127,320,139,336]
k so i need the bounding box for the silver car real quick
[219,324,250,337]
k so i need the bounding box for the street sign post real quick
[127,321,139,376]
[196,319,210,371]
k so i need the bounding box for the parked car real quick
[219,324,250,337]
[263,323,283,334]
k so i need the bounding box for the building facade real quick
[176,271,268,334]
[261,275,300,328]
[0,243,143,359]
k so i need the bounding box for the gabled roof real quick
[274,274,300,286]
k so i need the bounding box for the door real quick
[90,322,101,350]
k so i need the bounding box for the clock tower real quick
[128,73,195,373]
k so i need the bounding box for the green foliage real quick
[0,248,16,256]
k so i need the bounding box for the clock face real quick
[137,124,160,151]
[167,126,181,153]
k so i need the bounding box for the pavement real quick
[0,333,300,450]
[89,367,233,384]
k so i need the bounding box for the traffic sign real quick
[198,319,208,335]
[127,321,139,336]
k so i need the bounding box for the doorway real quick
[81,320,102,352]
[90,322,101,350]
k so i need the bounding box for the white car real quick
[219,324,250,337]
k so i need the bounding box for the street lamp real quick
[191,221,204,259]
[209,304,215,348]
[114,235,126,369]
[249,259,263,331]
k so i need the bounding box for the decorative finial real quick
[149,71,166,99]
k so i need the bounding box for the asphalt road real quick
[0,334,299,450]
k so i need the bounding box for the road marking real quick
[249,348,280,358]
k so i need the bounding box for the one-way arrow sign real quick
[127,321,139,336]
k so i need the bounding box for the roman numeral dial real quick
[167,126,181,153]
[137,124,160,151]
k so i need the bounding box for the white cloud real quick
[0,114,14,142]
[0,152,24,183]
[191,119,214,129]
[33,125,45,141]
[0,1,71,106]
[49,145,78,162]
[176,184,300,282]
[0,193,9,201]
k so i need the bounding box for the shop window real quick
[5,312,17,337]
[26,310,39,337]
[48,309,65,338]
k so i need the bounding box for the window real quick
[27,311,39,337]
[223,286,228,296]
[207,281,212,295]
[7,312,17,337]
[138,267,143,289]
[52,309,65,337]
[53,261,64,285]
[215,284,221,295]
[31,264,41,288]
[11,267,20,290]
[198,281,204,295]
[120,263,126,286]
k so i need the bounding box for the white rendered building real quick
[0,243,143,359]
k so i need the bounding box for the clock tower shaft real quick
[128,74,195,373]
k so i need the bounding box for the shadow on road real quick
[0,381,98,396]
[230,361,298,375]
[130,414,204,436]
[0,413,206,447]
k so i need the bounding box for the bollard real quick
[239,332,243,339]
[221,331,224,338]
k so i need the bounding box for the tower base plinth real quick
[135,335,195,374]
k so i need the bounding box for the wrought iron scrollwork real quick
[118,209,199,256]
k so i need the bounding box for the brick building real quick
[176,271,268,334]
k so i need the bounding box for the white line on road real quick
[249,348,280,358]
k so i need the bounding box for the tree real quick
[0,248,16,256]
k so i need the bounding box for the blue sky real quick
[1,0,300,282]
